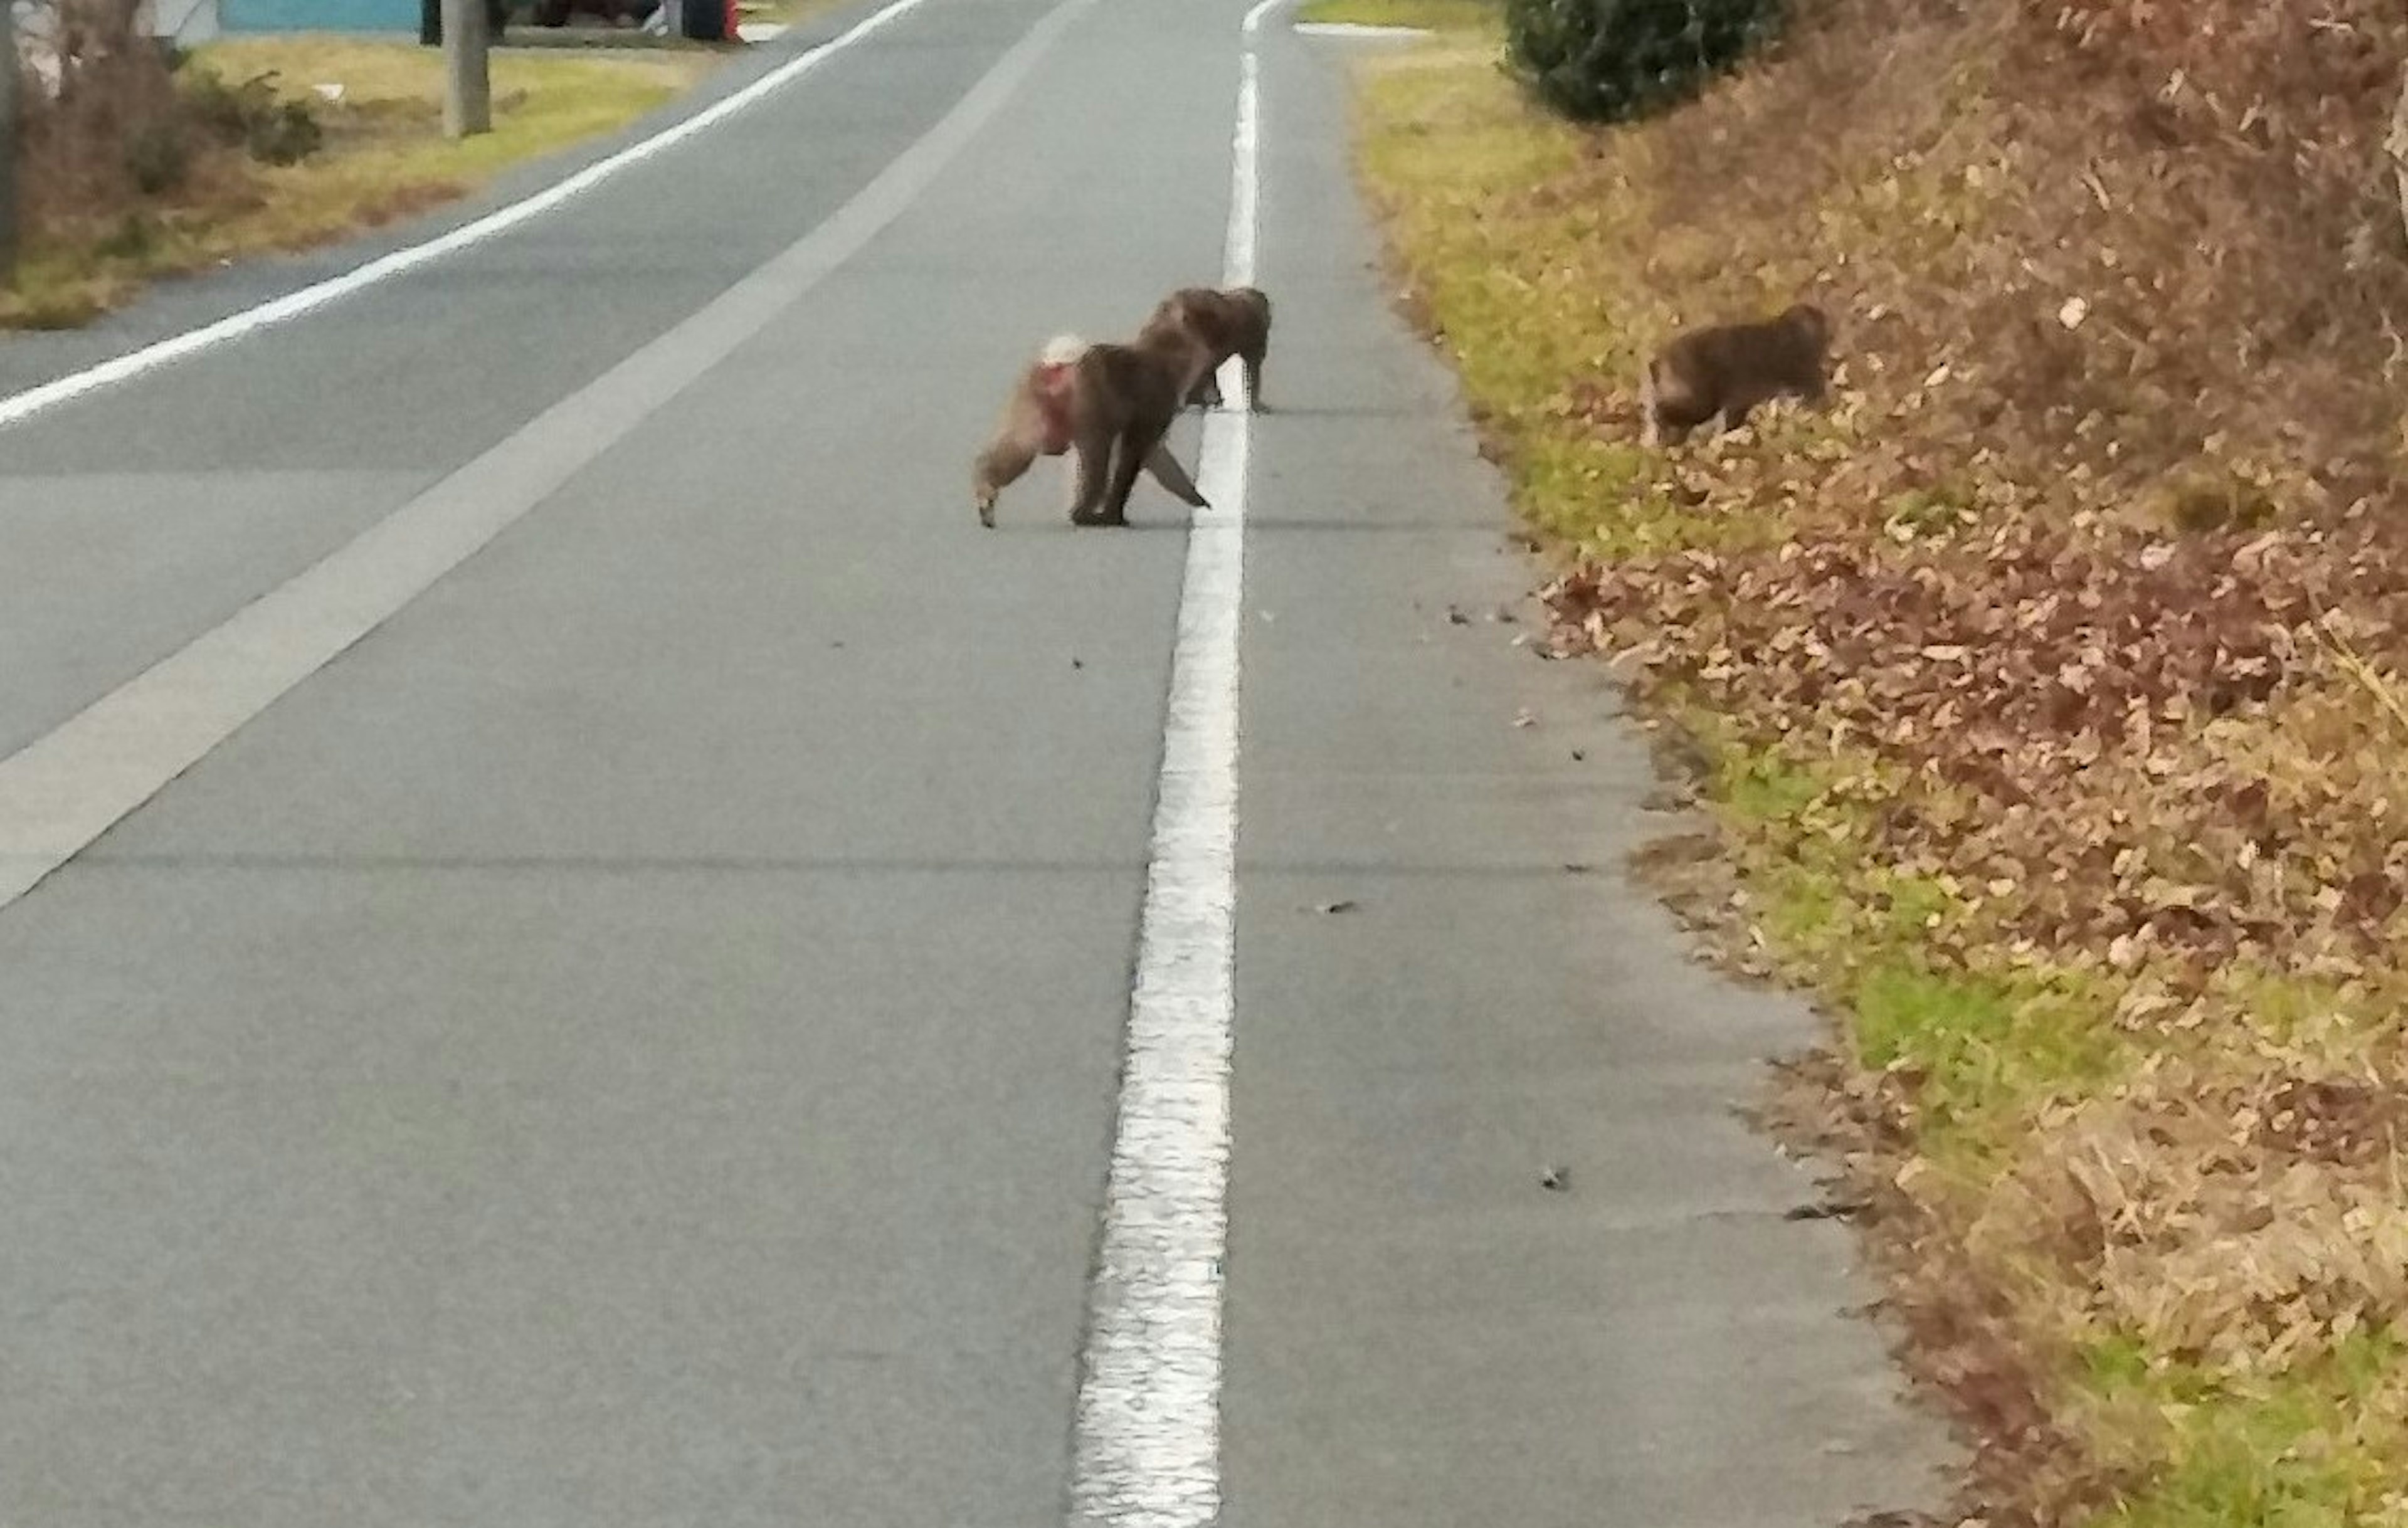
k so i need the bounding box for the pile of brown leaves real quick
[1545,510,2408,993]
[1973,1055,2408,1374]
[1524,0,2408,1011]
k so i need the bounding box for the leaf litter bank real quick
[1346,0,2408,1522]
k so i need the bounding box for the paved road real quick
[0,1,1953,1522]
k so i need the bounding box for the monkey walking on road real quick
[1138,285,1274,413]
[1061,319,1226,526]
[1639,302,1832,448]
[971,327,1217,529]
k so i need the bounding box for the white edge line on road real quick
[1067,9,1269,1525]
[0,0,1100,912]
[0,0,935,430]
[1294,20,1430,38]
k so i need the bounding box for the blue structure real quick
[219,0,418,31]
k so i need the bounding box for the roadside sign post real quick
[441,0,492,139]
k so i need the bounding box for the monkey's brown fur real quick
[1139,285,1273,413]
[971,331,1215,529]
[1640,302,1832,448]
[1064,324,1221,527]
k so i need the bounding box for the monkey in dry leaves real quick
[1139,285,1274,413]
[1640,302,1832,448]
[971,333,1213,529]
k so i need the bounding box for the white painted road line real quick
[0,0,934,431]
[0,0,1100,914]
[1294,20,1430,38]
[1065,11,1268,1525]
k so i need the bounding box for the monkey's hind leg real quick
[1059,453,1083,519]
[1241,348,1267,413]
[1091,424,1161,527]
[1067,426,1117,527]
[1717,381,1773,437]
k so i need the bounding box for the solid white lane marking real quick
[0,0,934,431]
[1067,13,1268,1526]
[1294,20,1429,38]
[0,0,1100,914]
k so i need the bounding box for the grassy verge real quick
[4,36,720,329]
[1336,3,2408,1524]
[737,0,848,28]
[1295,0,1500,28]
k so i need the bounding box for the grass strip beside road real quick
[1294,0,1497,28]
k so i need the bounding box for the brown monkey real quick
[1639,302,1832,448]
[1139,285,1273,413]
[1062,322,1224,527]
[972,334,1212,529]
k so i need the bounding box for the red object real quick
[1033,361,1076,455]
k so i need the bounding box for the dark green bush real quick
[1504,0,1786,124]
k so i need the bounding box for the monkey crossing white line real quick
[1065,3,1278,1523]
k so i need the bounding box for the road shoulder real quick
[1219,26,1960,1525]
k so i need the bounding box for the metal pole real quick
[441,0,488,139]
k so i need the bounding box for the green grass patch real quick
[1296,0,1503,31]
[1708,740,2133,1160]
[1351,45,1750,561]
[2079,1334,2408,1527]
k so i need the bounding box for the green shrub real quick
[1504,0,1785,124]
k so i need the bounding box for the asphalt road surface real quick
[0,1,1955,1522]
